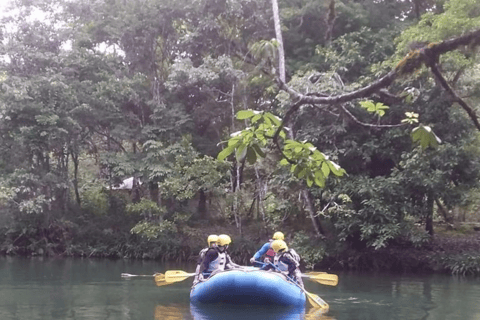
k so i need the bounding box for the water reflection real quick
[187,303,334,320]
[2,257,480,320]
[154,305,185,319]
[304,307,335,320]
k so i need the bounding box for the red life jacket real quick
[264,247,276,262]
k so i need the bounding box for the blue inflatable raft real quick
[190,269,306,306]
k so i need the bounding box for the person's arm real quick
[201,249,218,273]
[281,254,297,276]
[262,263,273,271]
[196,249,205,265]
[225,254,239,269]
[253,242,271,260]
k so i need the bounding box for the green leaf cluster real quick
[280,140,346,188]
[359,100,389,117]
[218,110,284,164]
[411,125,442,150]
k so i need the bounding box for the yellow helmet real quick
[207,234,218,246]
[272,231,284,240]
[217,234,232,246]
[271,240,288,253]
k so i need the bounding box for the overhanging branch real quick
[278,28,480,122]
[427,60,480,131]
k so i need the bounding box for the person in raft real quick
[193,234,218,286]
[200,234,237,280]
[249,231,285,268]
[263,239,304,288]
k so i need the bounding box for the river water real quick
[0,256,479,320]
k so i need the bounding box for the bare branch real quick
[338,104,406,128]
[427,61,480,131]
[278,70,398,105]
[279,28,480,106]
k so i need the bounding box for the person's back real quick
[265,240,304,288]
[250,231,285,268]
[193,234,218,285]
[201,234,235,277]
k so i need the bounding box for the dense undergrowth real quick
[2,210,480,276]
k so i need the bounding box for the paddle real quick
[162,267,259,284]
[255,262,338,286]
[302,273,338,286]
[164,270,197,283]
[267,262,329,311]
[121,273,158,278]
[154,274,173,287]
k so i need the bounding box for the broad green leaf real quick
[252,144,266,158]
[251,114,262,123]
[306,176,314,187]
[236,144,247,161]
[321,162,330,177]
[284,140,302,150]
[311,150,326,161]
[217,145,235,161]
[293,165,302,176]
[314,178,325,188]
[360,100,375,110]
[246,147,257,165]
[298,168,306,178]
[314,170,326,188]
[411,125,441,149]
[227,136,242,147]
[236,110,255,120]
[265,113,282,126]
[327,161,345,176]
[279,158,289,166]
[376,103,389,110]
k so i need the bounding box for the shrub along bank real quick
[2,215,480,276]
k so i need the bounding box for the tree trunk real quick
[271,0,285,82]
[70,148,81,206]
[425,193,434,236]
[254,166,266,221]
[435,197,452,223]
[131,142,141,203]
[302,189,324,237]
[271,0,327,238]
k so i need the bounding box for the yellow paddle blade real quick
[308,277,338,286]
[305,271,327,275]
[155,280,173,287]
[155,273,165,282]
[164,270,196,283]
[306,291,330,311]
[154,273,174,287]
[304,273,338,286]
[304,305,334,319]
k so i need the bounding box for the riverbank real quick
[318,224,480,276]
[2,220,480,276]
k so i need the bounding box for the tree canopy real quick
[1,0,480,270]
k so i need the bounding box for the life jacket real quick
[207,251,227,272]
[264,248,276,262]
[260,239,276,262]
[289,248,301,264]
[274,249,300,272]
[197,247,208,265]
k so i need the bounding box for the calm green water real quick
[1,257,480,320]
